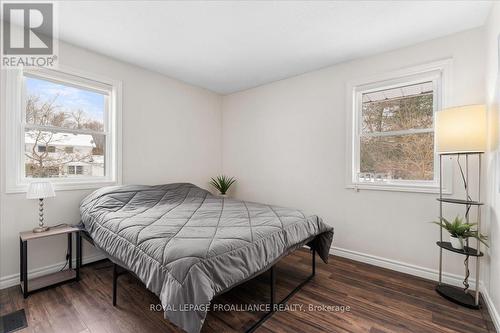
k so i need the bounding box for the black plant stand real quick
[436,152,483,309]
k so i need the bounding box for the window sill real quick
[346,182,451,194]
[5,179,119,194]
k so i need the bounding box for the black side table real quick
[19,225,82,298]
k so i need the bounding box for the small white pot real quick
[219,193,228,198]
[449,235,464,250]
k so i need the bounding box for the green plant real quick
[210,175,236,195]
[432,216,489,247]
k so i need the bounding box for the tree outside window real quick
[358,81,435,182]
[24,75,107,178]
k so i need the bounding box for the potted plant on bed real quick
[432,216,488,250]
[210,175,236,198]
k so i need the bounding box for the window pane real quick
[360,132,434,181]
[24,130,105,178]
[25,76,106,132]
[362,81,433,133]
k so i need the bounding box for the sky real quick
[26,76,105,122]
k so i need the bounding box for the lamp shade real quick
[435,104,487,154]
[26,181,56,199]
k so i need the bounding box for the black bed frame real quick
[81,230,316,333]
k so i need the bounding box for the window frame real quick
[4,65,122,193]
[345,59,453,193]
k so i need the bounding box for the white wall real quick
[222,28,485,281]
[484,2,500,329]
[0,41,222,286]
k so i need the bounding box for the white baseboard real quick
[0,253,107,290]
[331,246,475,288]
[480,282,500,332]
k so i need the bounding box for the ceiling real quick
[57,1,493,94]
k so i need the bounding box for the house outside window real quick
[67,165,84,175]
[4,66,122,192]
[36,145,57,153]
[346,60,452,193]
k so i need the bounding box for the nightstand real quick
[19,225,82,298]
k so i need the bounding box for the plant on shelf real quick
[432,216,489,250]
[209,175,236,197]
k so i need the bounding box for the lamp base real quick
[33,226,50,233]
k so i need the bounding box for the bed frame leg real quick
[245,247,316,333]
[312,247,316,276]
[112,263,118,306]
[270,266,275,309]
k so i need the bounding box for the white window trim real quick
[345,59,453,194]
[4,65,122,193]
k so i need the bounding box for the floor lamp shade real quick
[435,104,487,154]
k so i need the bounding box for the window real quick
[67,165,84,175]
[360,81,434,181]
[346,60,452,193]
[5,67,122,192]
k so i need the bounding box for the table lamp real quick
[26,181,56,233]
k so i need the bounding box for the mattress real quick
[80,183,334,333]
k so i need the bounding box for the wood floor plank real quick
[0,249,496,333]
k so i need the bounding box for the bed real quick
[80,183,334,333]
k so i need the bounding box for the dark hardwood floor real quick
[0,249,496,333]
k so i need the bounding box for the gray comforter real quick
[80,183,333,333]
